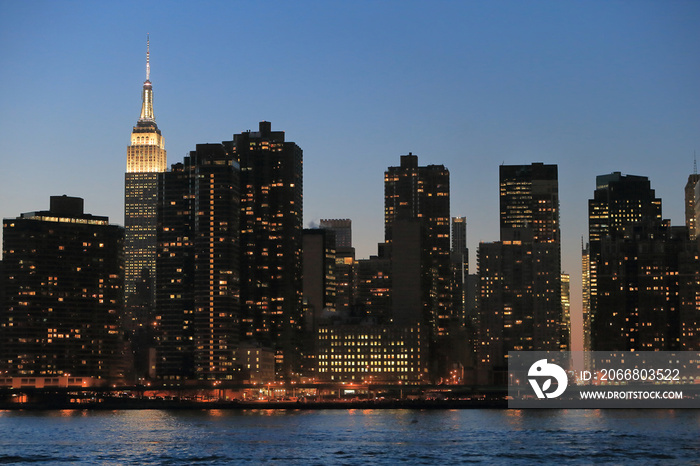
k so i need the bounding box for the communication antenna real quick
[694,150,697,175]
[146,33,150,82]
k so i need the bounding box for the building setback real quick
[156,144,240,381]
[1,196,124,383]
[225,121,303,379]
[477,163,563,385]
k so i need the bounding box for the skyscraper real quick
[155,144,240,381]
[581,241,592,353]
[499,163,559,243]
[384,153,451,337]
[1,196,124,383]
[561,272,570,351]
[125,37,167,312]
[685,172,700,239]
[319,219,356,314]
[477,163,562,384]
[588,172,699,351]
[225,121,303,379]
[451,217,468,324]
[587,172,661,350]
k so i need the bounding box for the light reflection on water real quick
[0,409,699,464]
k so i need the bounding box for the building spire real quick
[139,34,155,123]
[146,33,150,82]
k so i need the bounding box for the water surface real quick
[1,409,698,464]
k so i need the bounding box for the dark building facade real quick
[156,143,240,381]
[587,173,664,351]
[588,172,700,351]
[1,196,125,383]
[384,153,451,338]
[477,163,562,385]
[685,173,700,239]
[593,224,695,351]
[225,121,303,379]
[451,217,468,325]
[355,250,392,323]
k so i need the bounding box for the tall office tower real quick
[587,173,662,350]
[588,173,662,252]
[581,242,591,353]
[384,153,451,337]
[225,121,303,379]
[477,163,562,385]
[320,219,356,313]
[561,273,571,351]
[451,217,468,324]
[499,163,559,243]
[156,144,240,381]
[686,173,700,239]
[125,37,167,318]
[1,196,124,382]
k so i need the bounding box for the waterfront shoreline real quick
[0,398,507,411]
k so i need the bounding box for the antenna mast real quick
[146,33,150,82]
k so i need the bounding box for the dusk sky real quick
[2,1,699,349]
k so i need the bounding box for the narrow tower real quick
[125,35,167,318]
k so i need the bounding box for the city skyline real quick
[2,1,700,352]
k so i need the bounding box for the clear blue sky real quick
[2,0,699,349]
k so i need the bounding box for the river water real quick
[0,409,698,464]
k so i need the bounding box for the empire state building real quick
[125,37,166,308]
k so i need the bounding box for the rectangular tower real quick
[226,121,303,379]
[124,38,166,319]
[587,172,663,351]
[451,217,468,324]
[1,196,124,382]
[384,153,451,337]
[477,163,562,385]
[156,143,240,381]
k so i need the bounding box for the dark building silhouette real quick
[156,143,240,381]
[1,196,125,383]
[355,247,392,323]
[587,172,661,350]
[319,219,355,314]
[686,173,700,239]
[451,217,468,325]
[320,219,351,248]
[588,172,700,351]
[477,163,563,385]
[301,228,337,377]
[302,229,337,322]
[225,121,303,380]
[384,153,451,338]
